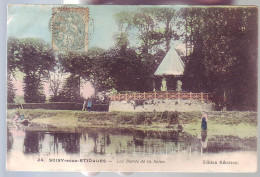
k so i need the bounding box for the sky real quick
[7,5,127,49]
[7,5,183,49]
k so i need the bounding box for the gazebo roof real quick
[154,46,185,76]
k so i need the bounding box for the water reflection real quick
[53,133,80,154]
[201,130,208,149]
[7,127,13,152]
[23,131,44,154]
[7,123,257,158]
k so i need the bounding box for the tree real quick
[55,51,92,102]
[104,47,155,92]
[23,74,46,103]
[180,7,257,110]
[52,75,82,102]
[12,38,55,103]
[48,64,64,99]
[7,73,16,103]
[115,7,179,54]
[87,47,114,93]
[7,37,20,103]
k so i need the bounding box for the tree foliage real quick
[7,73,16,103]
[51,74,83,102]
[181,7,257,110]
[105,48,151,92]
[115,8,179,53]
[52,51,91,102]
[48,65,64,99]
[7,38,55,103]
[7,37,20,103]
[87,47,113,93]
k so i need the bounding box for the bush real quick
[133,114,146,125]
[168,111,179,125]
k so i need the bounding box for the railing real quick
[109,91,212,102]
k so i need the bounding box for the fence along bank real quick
[109,91,215,112]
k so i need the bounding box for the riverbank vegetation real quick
[7,109,257,138]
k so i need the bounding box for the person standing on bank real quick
[201,112,208,131]
[87,100,92,112]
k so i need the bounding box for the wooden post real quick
[144,92,146,100]
[177,142,180,155]
[154,91,157,99]
[190,92,192,100]
[201,92,204,103]
[126,93,128,101]
[119,93,121,101]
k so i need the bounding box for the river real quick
[6,122,257,172]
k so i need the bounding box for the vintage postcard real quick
[7,5,257,172]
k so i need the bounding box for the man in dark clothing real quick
[201,112,208,131]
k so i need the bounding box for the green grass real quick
[183,120,257,138]
[7,109,257,138]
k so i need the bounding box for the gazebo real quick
[154,46,185,91]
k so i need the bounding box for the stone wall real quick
[109,99,215,112]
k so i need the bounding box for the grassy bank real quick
[7,109,257,138]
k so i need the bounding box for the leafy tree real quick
[55,51,92,102]
[87,47,115,95]
[181,7,257,110]
[7,73,16,103]
[47,63,64,99]
[51,74,83,102]
[115,7,179,54]
[104,47,154,92]
[23,74,46,103]
[7,37,20,103]
[58,51,92,78]
[7,37,20,74]
[10,38,55,103]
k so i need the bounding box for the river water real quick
[7,122,257,172]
